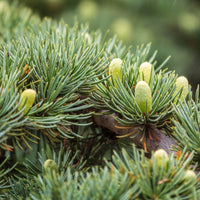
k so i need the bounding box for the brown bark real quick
[93,112,177,154]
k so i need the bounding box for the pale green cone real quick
[18,89,36,115]
[85,32,92,44]
[153,149,169,167]
[135,81,152,113]
[183,170,196,182]
[109,58,123,88]
[139,62,153,84]
[44,159,59,173]
[174,76,189,102]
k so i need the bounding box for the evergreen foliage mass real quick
[0,1,200,199]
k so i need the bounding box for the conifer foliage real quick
[0,2,200,199]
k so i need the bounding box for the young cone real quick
[18,89,36,115]
[109,58,123,88]
[139,62,153,84]
[44,159,59,173]
[135,81,152,114]
[153,149,169,167]
[183,170,196,182]
[174,76,189,102]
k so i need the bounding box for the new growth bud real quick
[18,89,36,115]
[153,149,169,167]
[109,58,123,88]
[183,170,196,182]
[174,76,189,102]
[85,33,92,44]
[135,81,152,113]
[139,62,153,84]
[44,159,58,173]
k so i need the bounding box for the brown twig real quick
[93,111,177,154]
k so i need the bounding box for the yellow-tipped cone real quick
[174,76,189,102]
[183,170,196,182]
[139,62,153,84]
[18,89,36,115]
[135,81,152,113]
[109,58,122,88]
[44,159,59,173]
[153,149,169,167]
